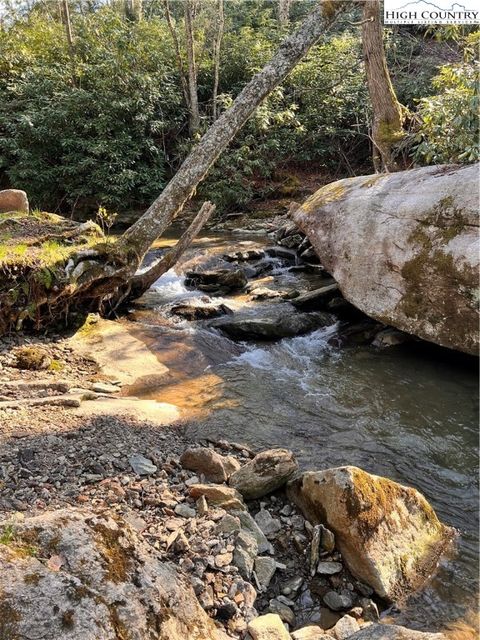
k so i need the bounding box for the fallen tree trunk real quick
[292,164,479,355]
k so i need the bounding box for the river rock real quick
[349,624,446,639]
[188,483,246,511]
[0,188,29,213]
[323,591,354,611]
[0,509,227,640]
[317,561,342,575]
[248,613,291,640]
[291,283,339,310]
[185,268,247,292]
[128,453,157,475]
[210,309,334,341]
[293,164,480,355]
[254,556,277,591]
[171,300,232,320]
[180,446,237,483]
[229,448,298,499]
[287,466,453,601]
[332,615,360,639]
[291,626,325,639]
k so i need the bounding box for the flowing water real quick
[127,231,479,634]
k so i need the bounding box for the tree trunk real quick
[185,0,201,135]
[212,0,224,121]
[278,0,291,25]
[119,0,339,265]
[127,201,215,300]
[362,0,404,172]
[163,0,190,112]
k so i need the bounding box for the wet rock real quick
[185,268,247,293]
[128,453,157,476]
[0,509,227,640]
[211,310,333,341]
[291,283,339,311]
[180,447,236,483]
[348,624,446,639]
[266,246,298,261]
[372,328,411,348]
[291,626,325,639]
[317,561,343,575]
[332,615,360,639]
[254,509,282,539]
[269,598,295,625]
[171,300,232,320]
[189,484,246,511]
[323,591,354,611]
[287,466,453,601]
[247,613,290,640]
[229,448,298,499]
[249,287,285,301]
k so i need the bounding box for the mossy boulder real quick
[0,509,227,640]
[293,164,479,355]
[287,466,454,602]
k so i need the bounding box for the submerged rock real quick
[229,448,298,499]
[349,623,445,639]
[210,309,333,341]
[185,268,248,293]
[0,509,227,640]
[293,164,480,355]
[287,466,453,601]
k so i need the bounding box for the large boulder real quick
[287,466,453,601]
[292,164,479,354]
[349,623,445,639]
[0,188,29,214]
[229,449,298,499]
[0,509,227,640]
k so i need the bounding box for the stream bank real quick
[0,221,478,639]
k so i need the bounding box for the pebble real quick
[174,503,196,518]
[317,561,343,575]
[323,590,354,611]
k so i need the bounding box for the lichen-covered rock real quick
[0,188,29,213]
[349,623,445,639]
[0,509,227,640]
[287,466,453,601]
[293,164,479,354]
[229,449,298,499]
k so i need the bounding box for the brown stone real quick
[188,484,246,511]
[229,448,298,499]
[0,189,29,214]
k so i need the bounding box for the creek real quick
[124,230,479,634]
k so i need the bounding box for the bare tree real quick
[278,0,291,25]
[184,0,201,134]
[212,0,224,121]
[162,0,190,112]
[362,0,404,172]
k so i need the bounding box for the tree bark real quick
[163,0,190,113]
[362,0,404,172]
[278,0,291,25]
[119,0,339,266]
[128,201,215,299]
[185,0,201,135]
[212,0,224,121]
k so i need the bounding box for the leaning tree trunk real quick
[118,0,340,265]
[362,0,404,172]
[0,1,341,333]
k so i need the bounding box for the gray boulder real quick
[293,164,479,354]
[349,623,445,639]
[0,509,227,640]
